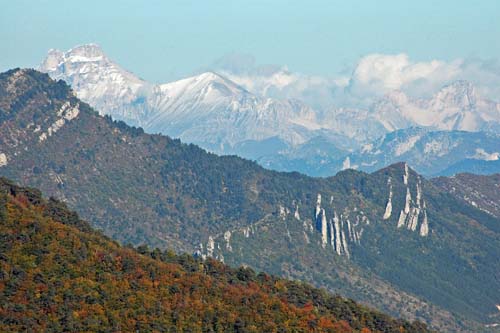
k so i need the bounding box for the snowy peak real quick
[40,44,108,72]
[423,80,496,131]
[194,71,246,91]
[159,71,249,102]
[40,49,64,72]
[64,43,107,62]
[39,45,147,126]
[38,43,143,86]
[366,80,500,133]
[432,80,477,110]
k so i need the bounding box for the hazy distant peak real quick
[432,80,477,109]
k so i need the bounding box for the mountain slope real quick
[255,128,500,177]
[432,173,500,219]
[348,127,500,176]
[436,159,500,176]
[0,69,499,331]
[1,178,433,332]
[40,44,149,126]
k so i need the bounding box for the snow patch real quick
[423,140,449,157]
[361,143,373,153]
[394,135,421,156]
[67,55,104,63]
[472,148,500,161]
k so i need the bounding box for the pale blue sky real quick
[2,0,500,82]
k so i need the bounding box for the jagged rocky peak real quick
[373,89,411,110]
[68,43,106,58]
[39,44,143,87]
[40,44,106,70]
[40,49,64,72]
[432,80,477,109]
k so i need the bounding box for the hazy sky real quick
[2,0,500,82]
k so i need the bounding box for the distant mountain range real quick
[38,44,500,176]
[40,44,327,152]
[1,69,499,331]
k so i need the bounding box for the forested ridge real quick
[0,178,431,332]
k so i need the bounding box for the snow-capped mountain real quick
[146,72,323,150]
[39,44,329,153]
[40,44,150,126]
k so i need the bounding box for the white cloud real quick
[345,54,500,106]
[346,54,462,100]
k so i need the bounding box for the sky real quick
[2,0,500,83]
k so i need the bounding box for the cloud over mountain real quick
[211,52,500,110]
